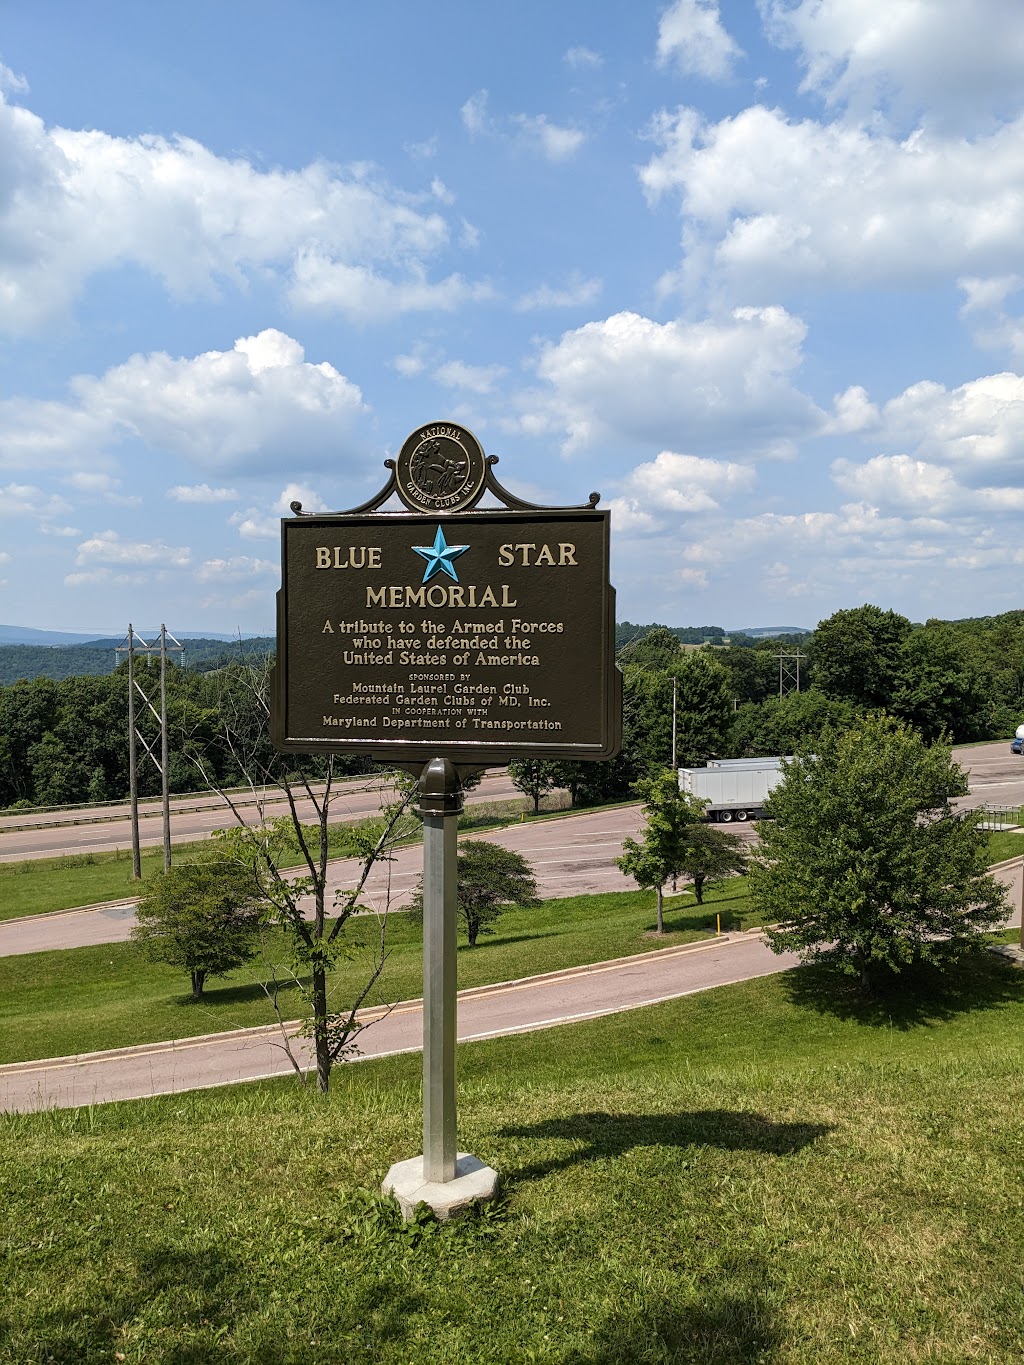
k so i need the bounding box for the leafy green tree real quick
[0,677,58,805]
[616,771,707,933]
[544,757,633,808]
[891,624,984,742]
[678,824,748,904]
[617,625,682,672]
[728,688,863,757]
[719,645,778,706]
[673,649,733,766]
[620,664,674,776]
[750,715,1008,990]
[410,840,540,947]
[28,731,86,806]
[132,857,268,1000]
[507,759,562,813]
[811,604,912,708]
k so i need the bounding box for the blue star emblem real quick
[411,525,470,583]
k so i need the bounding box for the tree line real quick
[3,603,1023,811]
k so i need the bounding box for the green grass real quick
[0,883,749,1066]
[984,829,1024,864]
[2,954,1024,1362]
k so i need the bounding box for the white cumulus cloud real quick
[0,89,479,333]
[512,114,585,161]
[565,47,603,70]
[657,0,744,81]
[0,482,73,522]
[167,484,239,504]
[619,449,756,514]
[460,89,584,161]
[527,307,824,455]
[232,484,328,540]
[641,104,1024,302]
[761,0,1024,130]
[0,329,368,478]
[196,556,276,581]
[74,530,191,567]
[433,360,506,394]
[832,452,1024,515]
[875,371,1024,481]
[516,274,602,312]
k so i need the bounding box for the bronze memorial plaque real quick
[272,505,621,763]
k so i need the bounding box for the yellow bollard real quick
[716,913,721,937]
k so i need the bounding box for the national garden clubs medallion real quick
[395,421,487,514]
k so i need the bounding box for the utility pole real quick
[775,651,807,698]
[116,624,184,876]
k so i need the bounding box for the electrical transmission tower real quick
[115,625,184,878]
[775,651,807,698]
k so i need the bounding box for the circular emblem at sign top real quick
[395,422,487,514]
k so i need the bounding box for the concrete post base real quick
[382,1153,500,1221]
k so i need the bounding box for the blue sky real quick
[2,0,1024,635]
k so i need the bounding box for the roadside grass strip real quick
[0,885,753,1066]
[0,793,575,922]
[4,821,1020,926]
[2,957,1024,1362]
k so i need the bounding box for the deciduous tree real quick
[616,771,707,933]
[811,604,911,709]
[185,660,418,1091]
[679,825,748,904]
[750,715,1008,990]
[410,840,540,947]
[507,758,561,814]
[132,857,268,1000]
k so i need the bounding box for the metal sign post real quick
[419,758,461,1182]
[271,421,622,1219]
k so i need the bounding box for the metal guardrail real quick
[976,805,1024,831]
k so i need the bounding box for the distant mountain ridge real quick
[0,635,275,684]
[0,624,270,646]
[728,625,811,638]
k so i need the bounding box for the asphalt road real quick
[1,741,1021,1113]
[2,739,1019,957]
[0,803,669,955]
[0,767,523,861]
[953,739,1024,811]
[0,932,801,1112]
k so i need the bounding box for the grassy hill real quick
[2,954,1023,1362]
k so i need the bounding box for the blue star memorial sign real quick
[411,525,470,584]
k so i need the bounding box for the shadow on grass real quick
[458,930,559,952]
[783,949,1024,1029]
[18,1244,257,1362]
[499,1109,831,1184]
[561,1278,779,1365]
[175,974,309,1009]
[657,908,719,936]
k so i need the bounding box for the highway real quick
[0,767,522,861]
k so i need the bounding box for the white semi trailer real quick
[678,758,787,823]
